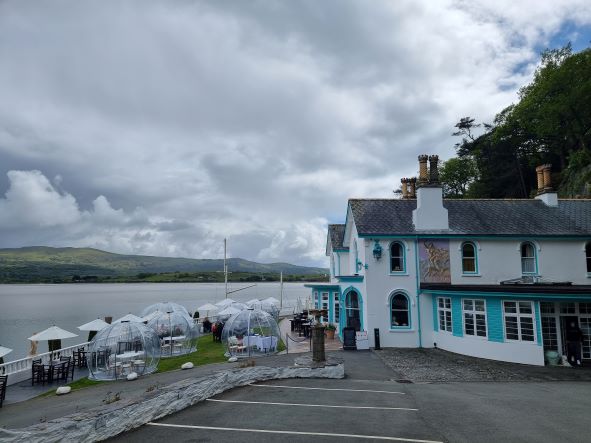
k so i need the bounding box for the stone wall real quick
[0,363,344,443]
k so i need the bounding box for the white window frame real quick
[333,292,340,324]
[462,298,487,338]
[321,292,329,322]
[520,242,537,275]
[503,300,537,343]
[437,297,453,333]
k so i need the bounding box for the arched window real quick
[461,242,477,274]
[390,293,410,328]
[520,242,537,274]
[390,242,405,273]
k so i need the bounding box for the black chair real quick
[77,349,88,368]
[0,375,7,408]
[31,361,46,386]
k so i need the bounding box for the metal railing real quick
[0,342,90,385]
[285,332,311,354]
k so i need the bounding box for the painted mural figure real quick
[419,240,451,283]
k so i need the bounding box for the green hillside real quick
[0,246,328,283]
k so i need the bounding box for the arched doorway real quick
[345,290,362,331]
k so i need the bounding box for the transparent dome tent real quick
[222,309,281,358]
[88,321,160,381]
[247,301,280,321]
[146,310,199,357]
[141,302,192,321]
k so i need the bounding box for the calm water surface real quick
[0,282,311,360]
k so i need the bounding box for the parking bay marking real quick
[249,384,406,395]
[147,422,442,443]
[206,398,417,411]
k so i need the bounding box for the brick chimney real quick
[412,154,449,230]
[535,164,558,206]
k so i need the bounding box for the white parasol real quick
[217,306,241,316]
[215,298,236,308]
[77,318,109,331]
[28,326,78,341]
[113,313,144,323]
[0,345,12,358]
[197,303,219,312]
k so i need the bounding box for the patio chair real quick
[0,375,7,408]
[31,361,46,386]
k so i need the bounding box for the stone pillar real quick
[418,155,429,185]
[408,177,417,198]
[543,164,553,190]
[312,325,326,362]
[400,178,408,198]
[429,155,439,184]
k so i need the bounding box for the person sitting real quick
[193,310,200,320]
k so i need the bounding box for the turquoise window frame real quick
[389,241,406,274]
[520,241,538,275]
[461,241,478,275]
[389,291,412,330]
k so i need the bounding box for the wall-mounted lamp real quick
[372,240,382,260]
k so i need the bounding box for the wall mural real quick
[419,240,451,283]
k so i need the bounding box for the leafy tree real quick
[439,157,477,198]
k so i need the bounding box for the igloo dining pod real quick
[146,310,199,357]
[88,321,160,381]
[222,309,281,358]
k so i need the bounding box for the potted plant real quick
[325,323,336,340]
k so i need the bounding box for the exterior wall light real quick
[373,240,382,260]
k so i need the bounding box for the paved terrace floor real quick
[278,318,343,354]
[375,348,591,382]
[113,349,591,443]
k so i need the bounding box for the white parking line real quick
[147,422,442,443]
[249,383,406,395]
[206,399,417,411]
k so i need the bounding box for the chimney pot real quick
[428,155,440,184]
[408,177,417,198]
[418,155,429,184]
[535,165,545,192]
[542,164,553,190]
[400,178,409,198]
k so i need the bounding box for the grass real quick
[155,335,226,372]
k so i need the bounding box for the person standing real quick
[566,321,584,366]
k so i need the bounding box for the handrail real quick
[285,332,311,354]
[0,342,90,376]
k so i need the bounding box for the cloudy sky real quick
[0,1,590,267]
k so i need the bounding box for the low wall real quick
[0,363,344,443]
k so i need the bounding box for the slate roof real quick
[327,224,347,249]
[348,199,591,236]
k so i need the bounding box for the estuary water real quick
[0,282,311,360]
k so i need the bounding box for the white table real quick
[242,336,278,352]
[162,335,186,343]
[110,351,143,363]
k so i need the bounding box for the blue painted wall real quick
[486,298,505,343]
[432,297,439,332]
[452,297,463,337]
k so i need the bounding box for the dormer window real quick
[520,242,537,274]
[461,242,477,274]
[390,242,405,273]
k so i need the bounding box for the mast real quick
[224,238,228,299]
[279,271,284,310]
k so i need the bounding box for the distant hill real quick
[0,246,328,283]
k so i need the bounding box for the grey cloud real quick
[0,0,590,266]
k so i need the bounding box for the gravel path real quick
[374,348,591,382]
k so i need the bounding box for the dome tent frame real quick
[146,310,199,358]
[88,321,160,381]
[222,309,281,359]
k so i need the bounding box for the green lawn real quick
[155,335,226,372]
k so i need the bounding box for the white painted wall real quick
[412,187,449,230]
[432,331,545,365]
[449,239,590,285]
